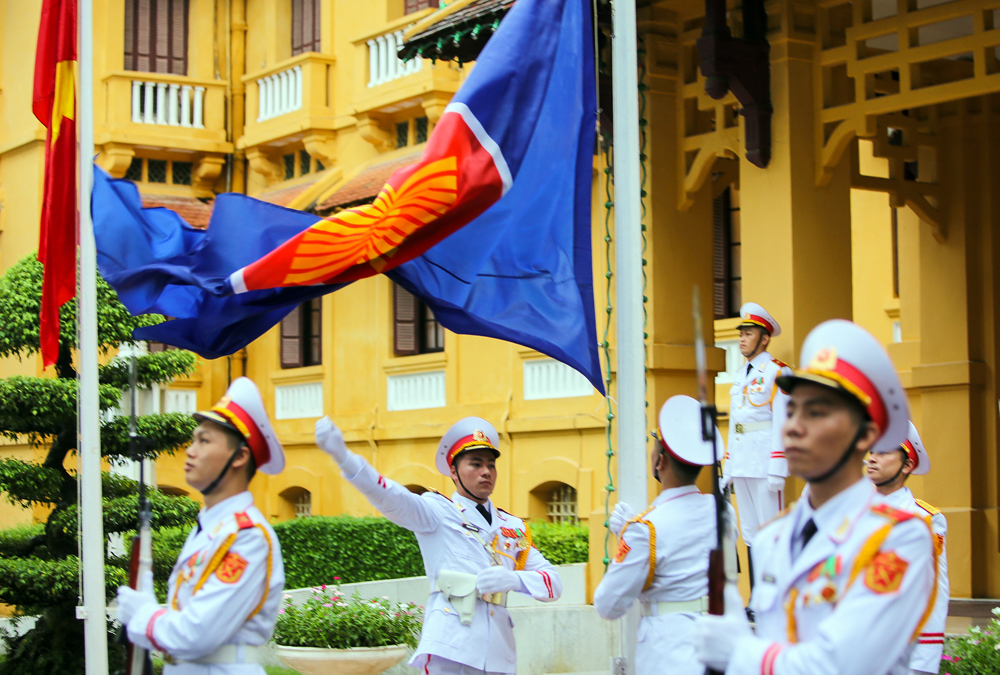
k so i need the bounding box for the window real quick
[712,186,741,319]
[123,158,194,186]
[396,122,410,149]
[415,117,429,144]
[279,486,312,520]
[148,159,168,183]
[124,0,189,75]
[280,298,322,368]
[546,484,578,524]
[147,341,177,352]
[291,0,322,56]
[405,0,436,14]
[393,284,444,355]
[395,117,430,149]
[281,150,320,180]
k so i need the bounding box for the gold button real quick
[444,607,450,613]
[490,611,495,616]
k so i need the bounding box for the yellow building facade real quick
[1,0,998,604]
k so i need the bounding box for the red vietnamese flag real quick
[33,0,77,368]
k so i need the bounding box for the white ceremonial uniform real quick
[736,479,936,675]
[881,486,949,674]
[341,456,562,675]
[126,491,285,675]
[594,486,735,675]
[726,351,792,546]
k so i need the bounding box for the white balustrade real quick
[523,359,594,401]
[163,388,198,414]
[714,338,744,385]
[275,381,324,420]
[386,370,445,411]
[130,80,205,128]
[256,65,303,122]
[367,30,422,87]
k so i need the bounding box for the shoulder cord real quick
[785,515,938,644]
[620,505,657,591]
[451,500,503,567]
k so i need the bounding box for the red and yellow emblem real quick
[215,551,249,584]
[614,539,631,563]
[864,550,908,594]
[809,347,838,371]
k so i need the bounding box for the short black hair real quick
[665,452,702,485]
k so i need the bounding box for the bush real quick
[529,521,589,565]
[274,515,588,590]
[274,516,424,589]
[939,607,1000,674]
[273,588,422,649]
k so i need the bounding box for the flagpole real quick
[611,0,647,673]
[77,0,109,672]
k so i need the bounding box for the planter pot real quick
[274,644,408,675]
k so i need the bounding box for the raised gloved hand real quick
[115,570,156,626]
[720,469,734,491]
[767,474,785,493]
[476,566,521,595]
[608,501,636,538]
[695,583,753,672]
[316,416,349,465]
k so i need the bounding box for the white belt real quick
[640,597,709,616]
[734,421,771,434]
[171,644,263,665]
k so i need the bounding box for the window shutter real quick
[154,0,169,72]
[169,0,188,75]
[394,284,418,356]
[292,0,321,56]
[291,0,304,55]
[312,0,322,54]
[405,0,435,14]
[281,305,304,368]
[306,298,322,366]
[712,188,731,321]
[129,0,153,72]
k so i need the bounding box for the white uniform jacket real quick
[341,455,562,674]
[731,479,936,675]
[594,487,735,675]
[126,491,285,675]
[726,351,792,479]
[882,487,949,674]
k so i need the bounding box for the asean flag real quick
[227,0,567,294]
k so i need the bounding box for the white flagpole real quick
[77,0,109,671]
[611,0,647,673]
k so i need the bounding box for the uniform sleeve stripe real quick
[761,643,783,675]
[539,570,553,598]
[146,608,168,652]
[920,632,945,637]
[918,639,944,644]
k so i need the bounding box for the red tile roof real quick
[141,194,213,229]
[258,181,316,208]
[317,152,421,212]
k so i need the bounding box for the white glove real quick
[476,566,521,595]
[115,570,156,626]
[694,583,752,672]
[767,474,785,493]
[315,416,350,465]
[608,502,636,537]
[720,471,734,491]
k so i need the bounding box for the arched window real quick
[279,486,312,519]
[546,484,578,524]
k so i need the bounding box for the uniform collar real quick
[799,477,875,545]
[452,492,496,526]
[879,485,913,508]
[197,491,254,537]
[747,350,772,373]
[652,485,700,505]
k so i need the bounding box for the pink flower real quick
[278,609,286,615]
[334,576,341,581]
[332,596,340,601]
[321,584,327,591]
[323,603,332,607]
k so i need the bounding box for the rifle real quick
[118,352,154,675]
[693,287,737,675]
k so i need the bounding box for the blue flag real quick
[92,0,601,393]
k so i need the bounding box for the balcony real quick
[97,71,231,155]
[240,52,338,154]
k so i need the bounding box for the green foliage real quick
[940,609,1000,674]
[0,253,162,360]
[529,520,589,565]
[0,376,122,439]
[0,523,44,557]
[48,490,200,539]
[275,516,424,589]
[99,350,199,390]
[101,412,197,461]
[0,459,64,506]
[273,589,423,649]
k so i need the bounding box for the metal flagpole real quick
[77,0,109,671]
[611,0,647,673]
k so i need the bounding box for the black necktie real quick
[195,521,202,535]
[747,363,753,376]
[476,503,492,525]
[800,518,817,549]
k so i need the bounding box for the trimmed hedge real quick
[273,515,589,589]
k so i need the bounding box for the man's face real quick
[782,383,875,481]
[450,448,497,499]
[185,421,242,492]
[738,326,769,358]
[866,448,909,484]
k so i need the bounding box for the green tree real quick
[0,254,201,675]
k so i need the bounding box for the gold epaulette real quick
[619,505,657,591]
[497,506,526,520]
[914,498,940,516]
[871,503,917,523]
[425,487,452,501]
[771,358,791,369]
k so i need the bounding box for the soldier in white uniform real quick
[315,415,562,675]
[723,303,792,586]
[116,377,286,674]
[695,319,937,675]
[594,395,734,675]
[867,421,949,675]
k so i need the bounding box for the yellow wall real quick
[1,0,999,603]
